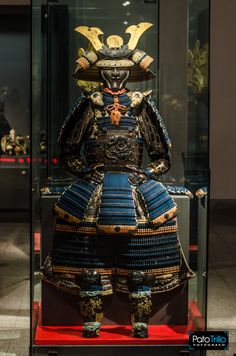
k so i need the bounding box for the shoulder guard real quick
[77,81,102,96]
[129,91,143,108]
[145,99,171,149]
[90,91,104,106]
[128,90,152,108]
[58,96,89,144]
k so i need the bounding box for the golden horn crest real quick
[75,26,104,51]
[126,22,153,50]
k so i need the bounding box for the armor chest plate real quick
[85,113,143,169]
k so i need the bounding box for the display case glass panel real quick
[31,0,210,354]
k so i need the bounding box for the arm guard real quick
[139,98,171,177]
[58,96,93,176]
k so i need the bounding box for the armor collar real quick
[103,88,127,96]
[90,89,151,109]
[103,88,131,108]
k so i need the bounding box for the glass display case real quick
[31,0,210,354]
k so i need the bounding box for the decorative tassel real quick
[111,97,122,125]
[107,96,126,126]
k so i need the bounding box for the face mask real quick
[100,68,130,90]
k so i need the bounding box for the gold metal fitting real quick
[139,55,154,70]
[76,57,91,70]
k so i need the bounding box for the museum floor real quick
[0,202,235,355]
[0,223,29,356]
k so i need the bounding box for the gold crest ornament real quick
[106,35,123,48]
[75,26,104,51]
[126,22,153,50]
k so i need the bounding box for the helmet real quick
[73,22,156,83]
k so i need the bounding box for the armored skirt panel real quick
[41,172,194,296]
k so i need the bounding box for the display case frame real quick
[30,1,210,354]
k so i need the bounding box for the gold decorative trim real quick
[152,206,177,225]
[131,49,146,64]
[96,59,134,68]
[54,204,81,224]
[55,217,177,236]
[133,225,177,236]
[76,56,90,70]
[52,265,180,277]
[117,266,180,276]
[53,266,115,276]
[139,55,153,70]
[97,224,137,234]
[55,224,97,234]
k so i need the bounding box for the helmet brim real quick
[72,63,156,82]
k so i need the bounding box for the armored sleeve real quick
[58,96,94,176]
[139,98,171,177]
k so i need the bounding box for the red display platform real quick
[35,312,195,346]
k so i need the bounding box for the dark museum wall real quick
[0,1,30,135]
[0,3,30,221]
[0,33,30,135]
[0,3,30,135]
[210,0,236,199]
[0,0,29,4]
